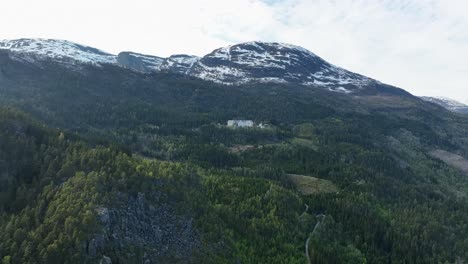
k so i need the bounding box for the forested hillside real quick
[1,47,468,263]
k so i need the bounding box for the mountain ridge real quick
[0,38,378,94]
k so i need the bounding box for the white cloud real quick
[1,0,467,102]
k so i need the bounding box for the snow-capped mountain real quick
[120,41,375,93]
[0,38,116,65]
[189,41,373,92]
[0,38,381,93]
[420,96,468,113]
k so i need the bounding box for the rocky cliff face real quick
[117,52,165,73]
[117,52,200,75]
[87,192,200,263]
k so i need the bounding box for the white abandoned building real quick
[227,120,254,128]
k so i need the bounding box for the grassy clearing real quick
[288,174,338,195]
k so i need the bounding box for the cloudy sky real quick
[1,0,467,101]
